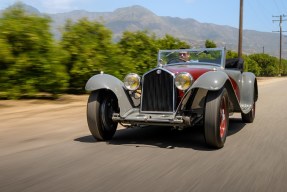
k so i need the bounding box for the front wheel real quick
[204,88,229,149]
[87,90,119,141]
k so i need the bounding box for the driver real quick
[179,50,190,62]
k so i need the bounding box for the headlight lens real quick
[124,73,141,91]
[175,72,193,91]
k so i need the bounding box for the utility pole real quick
[238,0,243,58]
[263,46,265,54]
[273,15,287,75]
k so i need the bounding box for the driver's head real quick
[179,50,190,61]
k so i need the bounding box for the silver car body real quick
[85,48,258,127]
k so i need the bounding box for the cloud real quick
[41,0,78,13]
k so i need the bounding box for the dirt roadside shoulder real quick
[257,76,287,85]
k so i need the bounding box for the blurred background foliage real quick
[0,5,286,99]
[0,4,69,99]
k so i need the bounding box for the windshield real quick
[158,48,224,66]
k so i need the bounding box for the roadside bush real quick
[249,54,279,76]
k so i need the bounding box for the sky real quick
[1,0,287,33]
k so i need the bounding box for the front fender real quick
[191,71,229,90]
[85,74,133,116]
[175,71,230,114]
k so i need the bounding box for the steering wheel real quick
[167,58,187,64]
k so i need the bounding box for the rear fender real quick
[240,72,258,113]
[85,74,133,116]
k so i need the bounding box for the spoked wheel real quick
[87,90,119,141]
[204,88,229,149]
[241,102,256,123]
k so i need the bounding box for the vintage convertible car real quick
[85,48,258,148]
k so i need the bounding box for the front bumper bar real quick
[112,109,197,126]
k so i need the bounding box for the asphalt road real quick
[1,78,287,192]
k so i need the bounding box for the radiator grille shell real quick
[140,68,176,113]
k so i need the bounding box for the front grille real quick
[141,69,175,112]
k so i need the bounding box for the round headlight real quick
[175,72,193,91]
[124,73,141,91]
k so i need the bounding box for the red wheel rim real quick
[219,98,227,138]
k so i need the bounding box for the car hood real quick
[163,64,217,80]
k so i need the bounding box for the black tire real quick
[241,102,255,123]
[204,88,229,149]
[87,90,119,141]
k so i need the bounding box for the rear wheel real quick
[204,88,229,149]
[87,90,119,141]
[241,102,256,123]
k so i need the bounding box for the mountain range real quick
[1,4,286,58]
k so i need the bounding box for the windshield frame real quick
[158,47,226,68]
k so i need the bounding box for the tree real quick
[0,4,69,99]
[226,50,238,59]
[243,57,261,76]
[157,34,190,50]
[61,18,119,92]
[117,31,159,75]
[205,39,217,48]
[0,38,13,75]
